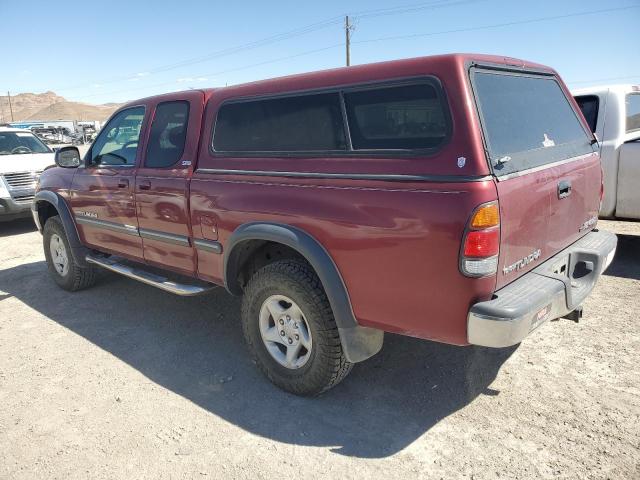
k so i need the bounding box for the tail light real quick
[460,201,500,277]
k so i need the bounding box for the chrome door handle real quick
[138,181,151,191]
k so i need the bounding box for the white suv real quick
[0,127,55,221]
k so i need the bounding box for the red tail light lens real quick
[463,229,499,257]
[460,201,500,277]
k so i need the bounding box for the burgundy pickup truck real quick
[33,54,617,395]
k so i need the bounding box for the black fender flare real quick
[33,190,91,267]
[224,222,383,363]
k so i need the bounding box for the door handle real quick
[558,180,572,199]
[118,178,129,188]
[138,181,151,191]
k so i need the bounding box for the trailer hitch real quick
[562,306,583,323]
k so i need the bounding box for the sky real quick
[0,0,638,105]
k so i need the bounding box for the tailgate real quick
[471,67,600,289]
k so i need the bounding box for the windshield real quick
[0,131,52,155]
[472,70,593,176]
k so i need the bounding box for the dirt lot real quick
[0,219,638,479]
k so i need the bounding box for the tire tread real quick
[241,259,352,396]
[43,216,97,292]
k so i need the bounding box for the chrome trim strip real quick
[75,216,139,236]
[196,168,492,183]
[494,153,595,182]
[139,228,190,247]
[193,239,223,254]
[75,216,194,247]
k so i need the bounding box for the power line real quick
[68,3,639,102]
[73,43,345,101]
[353,0,486,19]
[52,0,491,95]
[52,16,345,92]
[352,4,639,45]
[568,75,640,85]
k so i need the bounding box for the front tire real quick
[241,259,352,396]
[43,216,97,291]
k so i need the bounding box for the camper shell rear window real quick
[471,68,594,177]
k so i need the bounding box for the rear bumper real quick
[468,230,617,348]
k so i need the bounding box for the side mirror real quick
[55,146,81,168]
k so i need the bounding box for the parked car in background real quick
[573,85,640,219]
[0,127,55,221]
[33,54,616,395]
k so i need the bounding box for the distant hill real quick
[0,91,121,122]
[26,101,120,122]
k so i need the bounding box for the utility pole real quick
[7,91,14,122]
[345,15,352,67]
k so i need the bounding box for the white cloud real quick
[128,72,150,82]
[176,77,208,83]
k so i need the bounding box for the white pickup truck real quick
[573,85,640,219]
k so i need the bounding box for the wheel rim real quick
[49,233,69,277]
[259,295,313,369]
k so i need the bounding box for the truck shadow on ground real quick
[0,218,37,238]
[603,234,640,281]
[2,260,516,458]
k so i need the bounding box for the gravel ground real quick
[0,218,638,479]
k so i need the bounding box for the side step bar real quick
[85,254,216,296]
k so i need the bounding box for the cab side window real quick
[90,107,145,166]
[145,101,189,168]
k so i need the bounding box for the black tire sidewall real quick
[43,217,76,289]
[244,278,319,380]
[242,261,345,395]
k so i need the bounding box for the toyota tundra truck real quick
[32,54,617,396]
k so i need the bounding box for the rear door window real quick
[472,71,593,176]
[626,93,640,133]
[574,95,599,133]
[145,101,189,168]
[213,93,346,152]
[343,83,448,150]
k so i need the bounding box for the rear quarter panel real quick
[191,175,497,344]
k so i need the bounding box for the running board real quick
[85,254,216,296]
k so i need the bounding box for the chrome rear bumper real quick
[468,230,617,348]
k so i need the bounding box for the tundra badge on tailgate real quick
[579,215,598,232]
[503,249,542,275]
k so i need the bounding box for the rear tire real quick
[241,259,352,396]
[43,216,97,291]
